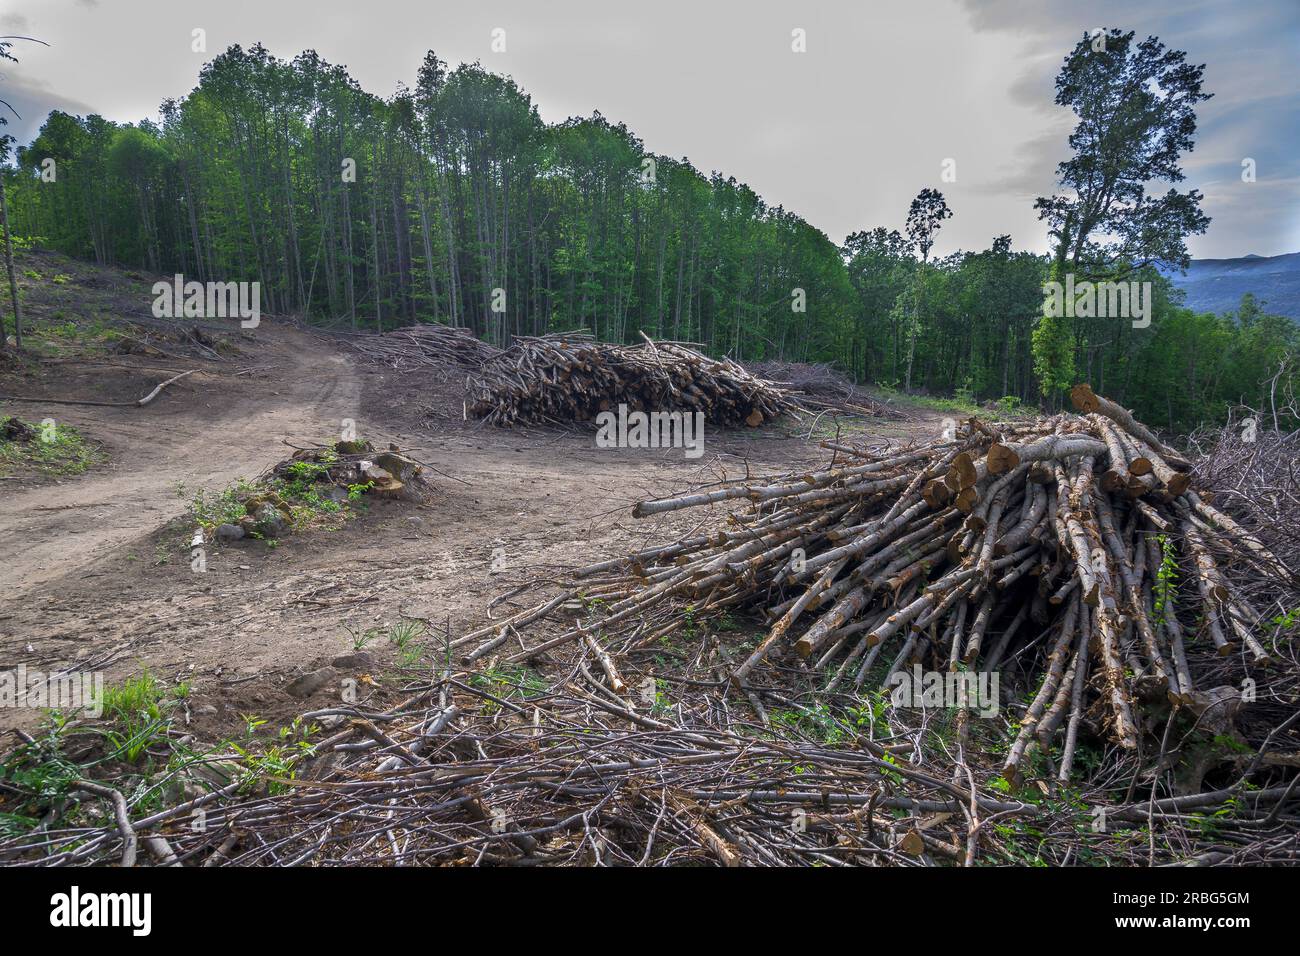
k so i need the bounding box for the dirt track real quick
[0,329,361,596]
[0,318,936,736]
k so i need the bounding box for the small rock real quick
[215,523,245,542]
[254,503,288,539]
[285,668,336,699]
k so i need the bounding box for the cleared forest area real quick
[0,16,1296,875]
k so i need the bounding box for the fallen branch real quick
[0,369,197,408]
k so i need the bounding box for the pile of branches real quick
[748,361,903,420]
[469,333,800,427]
[7,680,1038,867]
[350,323,503,371]
[1188,404,1300,581]
[7,655,1295,867]
[1184,400,1300,766]
[473,384,1292,787]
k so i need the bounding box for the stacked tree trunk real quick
[351,323,503,370]
[468,333,800,427]
[514,386,1286,784]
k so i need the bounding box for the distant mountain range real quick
[1161,252,1300,321]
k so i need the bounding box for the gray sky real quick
[2,0,1296,259]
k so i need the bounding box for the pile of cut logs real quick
[505,385,1286,783]
[350,323,502,370]
[468,333,800,427]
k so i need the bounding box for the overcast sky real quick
[1,0,1296,259]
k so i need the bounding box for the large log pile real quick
[350,323,503,370]
[492,386,1288,784]
[468,333,801,427]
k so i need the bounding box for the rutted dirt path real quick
[0,327,362,597]
[0,309,938,738]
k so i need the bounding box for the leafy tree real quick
[1033,29,1212,403]
[842,227,910,383]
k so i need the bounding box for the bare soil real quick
[0,263,941,740]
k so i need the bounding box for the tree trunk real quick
[0,170,21,349]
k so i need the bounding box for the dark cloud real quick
[0,72,97,146]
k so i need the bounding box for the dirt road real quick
[0,317,935,736]
[0,327,362,597]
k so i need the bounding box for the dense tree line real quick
[2,42,1294,432]
[6,45,852,364]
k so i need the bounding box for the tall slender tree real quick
[903,188,951,390]
[0,36,35,350]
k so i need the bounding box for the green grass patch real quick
[0,418,99,478]
[873,386,1037,419]
[180,443,375,543]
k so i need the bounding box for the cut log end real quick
[923,478,952,509]
[951,452,979,487]
[986,443,1020,475]
[1070,382,1101,413]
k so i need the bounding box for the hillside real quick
[1165,252,1300,319]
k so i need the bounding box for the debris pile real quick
[5,679,1046,866]
[271,440,428,501]
[747,361,904,420]
[209,439,429,544]
[349,323,502,371]
[9,649,1295,867]
[483,385,1288,784]
[468,333,801,427]
[349,325,808,429]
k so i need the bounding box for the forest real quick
[3,37,1296,431]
